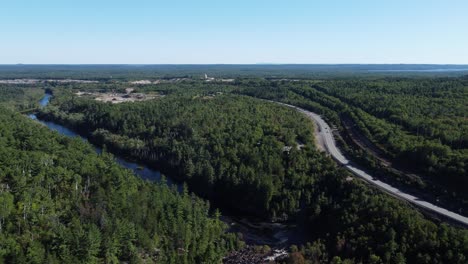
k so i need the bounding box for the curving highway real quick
[274,101,468,227]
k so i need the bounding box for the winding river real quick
[29,93,178,186]
[28,91,467,249]
[28,93,308,246]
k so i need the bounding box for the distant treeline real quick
[1,64,468,80]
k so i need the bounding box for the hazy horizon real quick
[2,63,468,66]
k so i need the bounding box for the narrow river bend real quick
[28,93,309,246]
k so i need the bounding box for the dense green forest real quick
[36,83,468,263]
[315,79,467,148]
[39,93,323,218]
[2,78,468,263]
[289,168,468,264]
[0,105,239,263]
[236,78,468,210]
[0,85,44,111]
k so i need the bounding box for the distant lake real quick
[369,68,468,72]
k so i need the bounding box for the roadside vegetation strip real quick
[273,101,468,227]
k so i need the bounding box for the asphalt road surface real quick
[274,101,468,227]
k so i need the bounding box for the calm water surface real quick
[29,93,308,246]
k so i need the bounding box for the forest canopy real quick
[0,106,238,263]
[2,75,468,263]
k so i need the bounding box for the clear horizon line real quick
[2,63,468,66]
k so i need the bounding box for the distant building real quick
[204,73,215,81]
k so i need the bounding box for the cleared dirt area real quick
[340,115,427,183]
[75,90,161,104]
[129,78,191,85]
[313,120,326,152]
[341,115,392,166]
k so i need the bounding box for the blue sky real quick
[1,0,467,64]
